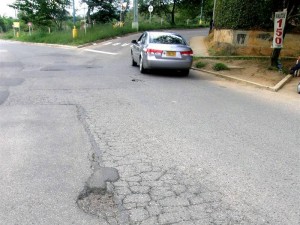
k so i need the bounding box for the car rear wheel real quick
[139,56,146,74]
[181,69,190,76]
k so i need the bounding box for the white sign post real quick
[272,10,287,48]
[148,5,153,23]
[28,22,32,36]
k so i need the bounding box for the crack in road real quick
[75,104,125,224]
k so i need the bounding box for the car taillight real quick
[146,49,163,55]
[181,50,193,56]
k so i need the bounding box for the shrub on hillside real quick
[213,63,229,71]
[195,61,207,69]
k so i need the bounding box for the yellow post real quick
[72,26,78,38]
[16,31,19,37]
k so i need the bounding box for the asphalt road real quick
[0,28,299,225]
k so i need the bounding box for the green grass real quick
[213,63,229,71]
[0,22,204,46]
[1,23,135,45]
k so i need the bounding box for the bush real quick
[213,63,229,71]
[195,61,207,68]
[215,0,273,30]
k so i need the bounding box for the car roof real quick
[146,31,179,36]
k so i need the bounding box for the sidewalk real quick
[189,36,300,98]
[190,36,209,57]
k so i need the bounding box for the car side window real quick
[137,33,144,42]
[137,33,147,45]
[141,33,147,44]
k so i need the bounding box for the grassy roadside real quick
[0,23,203,46]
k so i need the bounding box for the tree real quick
[214,0,273,30]
[2,16,14,32]
[213,0,300,68]
[0,16,7,32]
[81,0,119,24]
[9,0,71,30]
[177,0,202,21]
[137,0,212,25]
[138,0,179,25]
[270,0,300,67]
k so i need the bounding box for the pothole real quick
[77,167,120,219]
[77,191,118,218]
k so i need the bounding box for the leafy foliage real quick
[139,0,202,25]
[137,0,214,25]
[214,0,273,30]
[81,0,121,24]
[0,16,14,32]
[10,0,71,30]
[177,0,210,22]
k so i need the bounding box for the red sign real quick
[272,11,287,48]
[27,22,32,27]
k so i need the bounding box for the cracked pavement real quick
[1,32,299,225]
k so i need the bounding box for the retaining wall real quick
[213,29,300,56]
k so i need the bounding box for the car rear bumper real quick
[144,55,193,70]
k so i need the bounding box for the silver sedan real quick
[131,31,193,76]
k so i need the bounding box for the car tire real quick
[131,52,137,67]
[181,69,190,76]
[139,56,146,74]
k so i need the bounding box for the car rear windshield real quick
[149,33,186,45]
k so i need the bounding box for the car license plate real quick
[166,51,176,57]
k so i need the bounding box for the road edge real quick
[191,67,293,92]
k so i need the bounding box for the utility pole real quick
[120,0,122,23]
[72,0,76,25]
[213,0,217,22]
[72,0,78,38]
[200,0,203,25]
[83,6,87,35]
[132,0,138,30]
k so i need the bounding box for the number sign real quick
[272,11,287,48]
[148,5,153,13]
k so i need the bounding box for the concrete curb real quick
[272,74,293,91]
[191,67,293,92]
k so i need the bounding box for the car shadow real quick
[143,69,201,80]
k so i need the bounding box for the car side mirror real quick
[131,40,138,44]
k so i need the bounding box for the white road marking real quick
[112,43,121,46]
[121,43,129,47]
[103,42,112,45]
[84,49,118,55]
[0,50,8,53]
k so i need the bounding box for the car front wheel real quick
[131,52,137,66]
[139,56,146,74]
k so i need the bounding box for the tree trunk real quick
[87,7,92,26]
[171,0,176,25]
[271,48,281,67]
